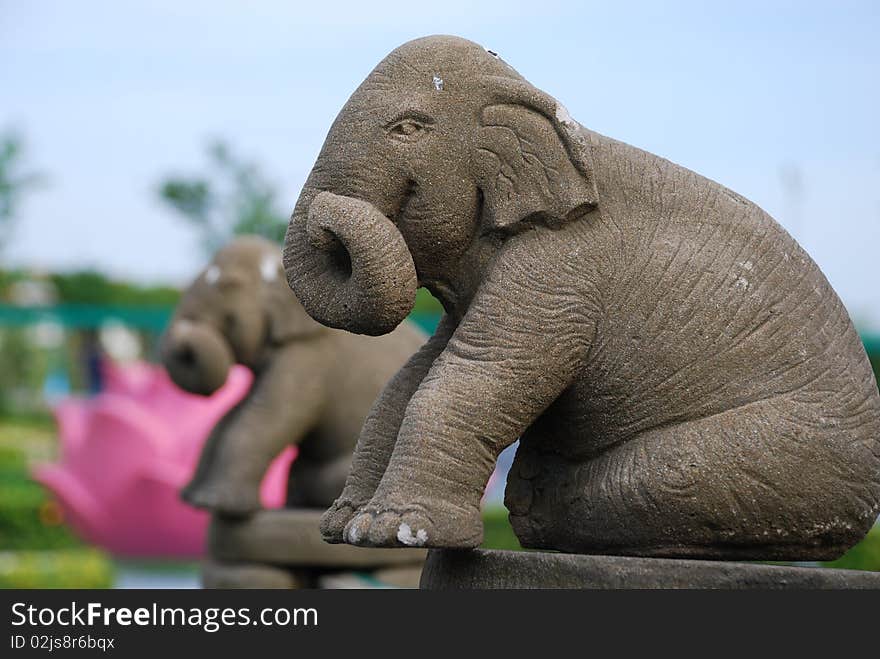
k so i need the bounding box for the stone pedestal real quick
[201,561,304,589]
[203,509,426,589]
[420,548,880,589]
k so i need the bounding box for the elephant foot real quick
[181,481,261,517]
[342,500,483,549]
[319,498,364,543]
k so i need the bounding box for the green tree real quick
[158,140,288,254]
[0,130,45,252]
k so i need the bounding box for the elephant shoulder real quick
[588,131,755,212]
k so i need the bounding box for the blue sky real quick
[3,1,879,326]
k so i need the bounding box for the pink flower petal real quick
[38,360,293,558]
[260,446,298,509]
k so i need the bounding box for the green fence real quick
[1,303,879,360]
[864,335,880,359]
[0,304,443,336]
[0,304,172,334]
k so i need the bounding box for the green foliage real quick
[158,139,288,253]
[0,129,46,252]
[821,525,880,572]
[481,506,522,551]
[0,421,79,552]
[0,429,81,552]
[159,179,211,219]
[0,479,82,551]
[0,549,114,588]
[413,288,444,315]
[0,327,51,415]
[0,420,114,588]
[407,290,444,333]
[869,353,880,391]
[0,269,20,297]
[0,416,55,464]
[48,270,179,306]
[0,445,26,473]
[0,266,179,308]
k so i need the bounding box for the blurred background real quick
[1,0,878,587]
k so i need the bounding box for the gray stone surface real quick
[201,560,302,589]
[209,509,426,568]
[202,559,423,589]
[420,548,880,589]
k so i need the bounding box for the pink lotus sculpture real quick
[33,360,295,558]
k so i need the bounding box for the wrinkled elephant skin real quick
[283,36,880,559]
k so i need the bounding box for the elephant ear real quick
[259,253,325,344]
[474,78,599,232]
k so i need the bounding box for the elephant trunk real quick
[161,320,234,396]
[282,190,417,336]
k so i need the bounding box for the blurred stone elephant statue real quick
[162,236,425,515]
[282,36,880,559]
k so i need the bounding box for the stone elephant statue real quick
[162,236,425,516]
[281,36,880,559]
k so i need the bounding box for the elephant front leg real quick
[183,347,326,516]
[344,262,592,548]
[182,403,265,515]
[320,317,454,541]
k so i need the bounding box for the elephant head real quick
[283,35,599,335]
[163,235,322,394]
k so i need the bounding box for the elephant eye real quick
[386,115,433,143]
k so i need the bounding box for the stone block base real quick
[419,548,880,589]
[209,509,426,567]
[202,560,424,589]
[201,561,305,589]
[204,509,425,588]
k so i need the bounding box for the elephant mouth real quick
[283,190,418,336]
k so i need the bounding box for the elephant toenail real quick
[397,523,428,546]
